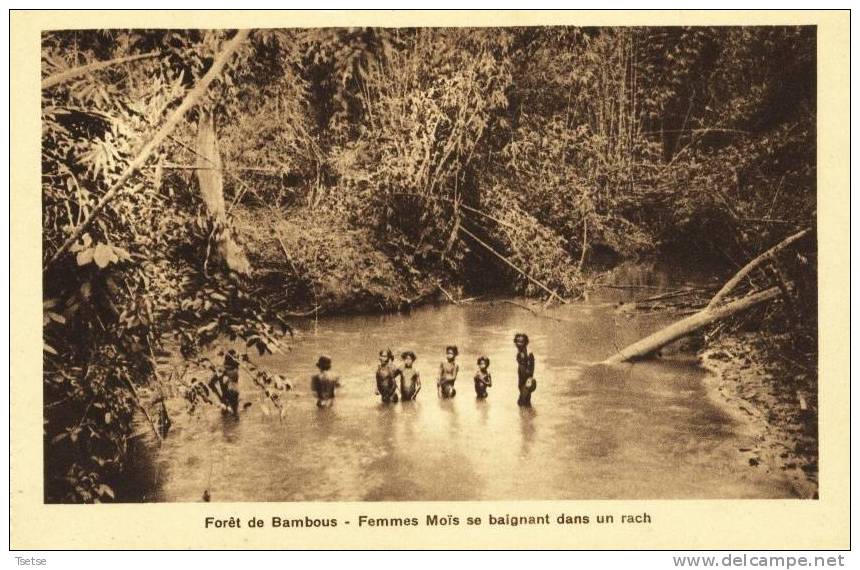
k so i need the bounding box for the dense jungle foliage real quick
[41,27,816,501]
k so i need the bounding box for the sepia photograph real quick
[36,23,823,507]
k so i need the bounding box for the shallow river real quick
[132,264,796,501]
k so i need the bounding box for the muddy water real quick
[135,264,796,501]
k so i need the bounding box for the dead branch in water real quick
[596,283,708,292]
[603,228,811,364]
[604,286,782,364]
[638,288,704,303]
[281,307,320,318]
[437,283,459,305]
[498,300,571,323]
[707,228,810,309]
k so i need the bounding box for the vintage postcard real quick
[10,10,850,550]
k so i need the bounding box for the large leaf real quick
[197,321,219,335]
[76,248,94,266]
[93,243,113,268]
[46,311,66,324]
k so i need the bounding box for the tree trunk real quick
[707,228,810,309]
[196,108,251,275]
[196,110,226,217]
[603,228,811,364]
[603,286,781,364]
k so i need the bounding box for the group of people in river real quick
[312,332,537,408]
[209,333,537,416]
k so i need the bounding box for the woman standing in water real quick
[473,356,492,399]
[208,350,241,416]
[514,333,537,406]
[437,345,459,398]
[311,355,340,408]
[399,351,421,401]
[375,349,401,403]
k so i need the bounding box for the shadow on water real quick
[219,413,241,444]
[475,397,490,427]
[518,406,537,458]
[125,265,797,502]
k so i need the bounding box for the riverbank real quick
[700,332,818,499]
[233,206,471,314]
[232,203,585,316]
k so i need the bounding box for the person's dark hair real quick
[379,348,394,361]
[513,333,530,346]
[401,350,416,361]
[224,349,240,368]
[445,345,459,357]
[477,356,490,367]
[316,355,332,371]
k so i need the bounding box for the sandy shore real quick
[700,332,818,499]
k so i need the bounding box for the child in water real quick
[474,356,492,399]
[208,349,241,416]
[399,351,421,401]
[311,355,340,408]
[437,345,459,398]
[514,333,537,406]
[375,349,400,403]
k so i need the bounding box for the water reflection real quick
[475,397,490,427]
[518,406,537,458]
[218,414,241,444]
[132,265,797,501]
[439,397,460,441]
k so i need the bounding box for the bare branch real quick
[42,51,162,90]
[458,226,567,304]
[707,228,811,309]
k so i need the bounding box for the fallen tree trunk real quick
[603,228,811,364]
[707,228,810,309]
[603,286,781,364]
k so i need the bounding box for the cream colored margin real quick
[10,10,849,550]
